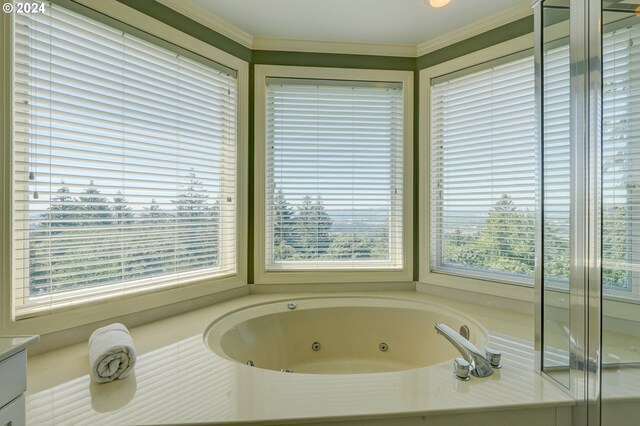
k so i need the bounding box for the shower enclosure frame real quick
[534,1,602,426]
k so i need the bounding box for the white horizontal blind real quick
[430,53,537,284]
[13,4,238,316]
[265,79,404,270]
[542,24,640,297]
[602,24,640,295]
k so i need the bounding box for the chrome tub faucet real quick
[435,322,499,378]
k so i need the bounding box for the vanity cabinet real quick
[0,394,25,426]
[0,337,39,426]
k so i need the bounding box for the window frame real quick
[0,0,249,333]
[418,24,640,315]
[254,65,413,285]
[419,34,535,302]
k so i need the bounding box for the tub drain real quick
[246,360,254,366]
[311,342,321,351]
[281,368,294,373]
[379,343,388,352]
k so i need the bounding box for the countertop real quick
[0,335,39,362]
[25,291,575,425]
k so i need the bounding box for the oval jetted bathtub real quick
[204,296,488,374]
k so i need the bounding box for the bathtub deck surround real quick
[26,292,574,425]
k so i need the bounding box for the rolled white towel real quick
[89,323,137,383]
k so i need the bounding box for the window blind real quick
[265,78,404,270]
[602,23,640,295]
[543,23,640,296]
[541,23,640,296]
[430,53,537,284]
[13,4,238,316]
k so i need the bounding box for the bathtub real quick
[204,296,488,374]
[28,292,575,425]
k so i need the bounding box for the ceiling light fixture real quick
[428,0,451,8]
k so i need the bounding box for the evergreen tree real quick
[30,185,82,294]
[369,220,390,259]
[272,189,295,261]
[441,194,536,276]
[485,195,521,254]
[442,229,486,269]
[47,186,81,228]
[29,181,121,294]
[111,191,134,224]
[172,173,212,214]
[481,194,536,275]
[292,195,333,259]
[129,199,173,278]
[27,175,225,295]
[79,180,112,226]
[312,196,333,255]
[326,233,374,260]
[543,228,570,281]
[291,196,314,258]
[171,171,219,270]
[602,205,629,288]
[142,199,165,220]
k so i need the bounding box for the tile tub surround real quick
[26,292,574,425]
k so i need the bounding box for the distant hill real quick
[326,208,390,232]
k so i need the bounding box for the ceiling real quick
[188,0,531,46]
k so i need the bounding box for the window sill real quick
[419,270,535,304]
[266,260,404,271]
[254,269,413,285]
[2,275,247,336]
[16,268,237,320]
[544,287,640,324]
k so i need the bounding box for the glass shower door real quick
[539,0,572,389]
[538,1,640,425]
[601,3,640,425]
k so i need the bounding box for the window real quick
[257,67,411,279]
[601,23,640,297]
[12,4,239,317]
[544,23,640,298]
[429,52,537,285]
[427,23,640,296]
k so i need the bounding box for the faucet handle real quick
[485,348,502,368]
[453,357,471,380]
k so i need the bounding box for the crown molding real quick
[155,0,531,59]
[155,0,253,49]
[252,37,417,57]
[416,2,533,57]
